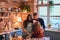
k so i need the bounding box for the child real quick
[32,22,44,38]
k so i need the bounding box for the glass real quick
[38,0,41,4]
[50,5,60,29]
[50,17,60,29]
[40,17,47,27]
[38,6,47,27]
[43,0,48,4]
[50,5,60,16]
[38,6,47,17]
[38,0,48,4]
[52,0,60,4]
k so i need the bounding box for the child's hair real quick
[32,22,44,38]
[34,22,42,30]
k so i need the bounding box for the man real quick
[33,13,45,29]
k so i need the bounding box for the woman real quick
[32,22,44,38]
[22,14,33,39]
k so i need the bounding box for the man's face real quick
[34,14,38,19]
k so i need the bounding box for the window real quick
[38,0,60,29]
[52,0,60,4]
[50,5,60,29]
[38,6,47,26]
[43,0,48,4]
[38,0,48,4]
[50,17,60,29]
[50,6,60,16]
[38,0,41,4]
[38,6,47,16]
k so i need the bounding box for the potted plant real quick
[19,1,31,12]
[49,1,53,6]
[49,1,54,12]
[48,24,51,29]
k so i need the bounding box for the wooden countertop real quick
[45,28,60,32]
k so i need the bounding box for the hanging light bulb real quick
[17,17,22,22]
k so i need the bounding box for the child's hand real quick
[40,29,44,33]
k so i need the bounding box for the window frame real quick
[37,0,60,28]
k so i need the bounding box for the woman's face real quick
[28,16,32,21]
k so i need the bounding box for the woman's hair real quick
[23,14,33,28]
[26,14,32,21]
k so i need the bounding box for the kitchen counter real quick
[45,28,60,32]
[44,28,60,40]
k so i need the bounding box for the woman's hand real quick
[26,33,32,39]
[22,28,27,33]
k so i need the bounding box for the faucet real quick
[55,23,60,29]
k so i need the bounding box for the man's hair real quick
[33,13,37,16]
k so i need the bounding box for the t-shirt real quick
[32,28,44,38]
[26,22,33,33]
[23,20,33,38]
[33,18,45,29]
